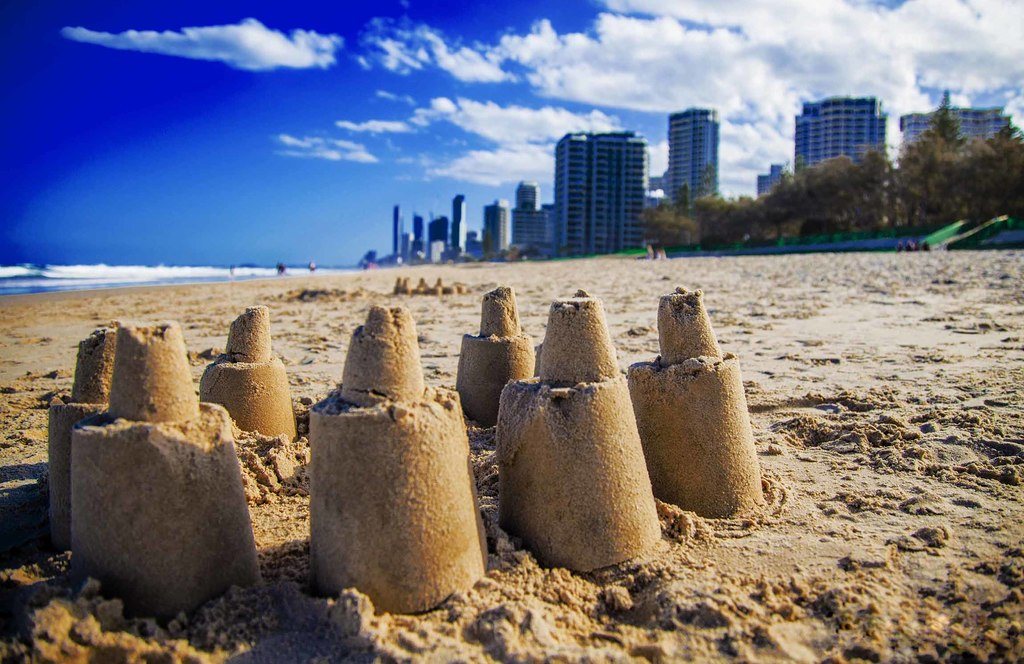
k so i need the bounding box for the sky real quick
[2,0,1022,266]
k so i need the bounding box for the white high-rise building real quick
[554,132,647,256]
[483,199,511,254]
[451,194,467,253]
[512,181,549,253]
[795,97,887,168]
[900,107,1011,144]
[757,164,784,196]
[667,109,719,202]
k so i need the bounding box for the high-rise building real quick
[512,181,549,253]
[483,199,511,254]
[756,164,784,197]
[515,181,540,211]
[400,232,412,262]
[451,194,467,253]
[667,109,719,202]
[900,106,1011,144]
[428,215,449,247]
[512,209,549,253]
[466,230,483,258]
[428,240,445,263]
[554,132,647,256]
[795,97,887,168]
[648,173,666,194]
[412,214,425,256]
[391,205,402,256]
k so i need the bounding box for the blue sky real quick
[2,1,1022,266]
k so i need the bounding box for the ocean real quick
[0,264,356,296]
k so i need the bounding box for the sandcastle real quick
[456,287,535,427]
[47,327,117,550]
[627,288,763,518]
[199,306,296,439]
[496,291,660,571]
[393,276,468,296]
[310,305,487,613]
[70,322,260,618]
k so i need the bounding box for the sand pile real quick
[47,326,117,550]
[200,306,296,439]
[235,431,310,505]
[70,322,260,619]
[456,287,535,426]
[496,290,660,570]
[628,288,764,517]
[309,305,487,613]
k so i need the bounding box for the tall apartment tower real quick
[900,107,1011,144]
[554,132,647,257]
[428,215,449,247]
[667,109,719,202]
[756,164,784,197]
[512,181,549,253]
[451,194,467,253]
[483,199,511,254]
[515,181,539,210]
[795,97,887,168]
[412,214,425,256]
[392,205,403,256]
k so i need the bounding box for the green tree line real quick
[642,102,1024,248]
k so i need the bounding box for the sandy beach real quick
[1,251,1022,661]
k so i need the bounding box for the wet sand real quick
[1,251,1022,661]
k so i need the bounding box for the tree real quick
[926,90,965,148]
[641,202,697,248]
[673,184,691,217]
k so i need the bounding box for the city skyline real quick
[3,1,1022,266]
[384,90,1017,261]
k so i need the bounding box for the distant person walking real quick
[308,261,317,273]
[276,263,286,276]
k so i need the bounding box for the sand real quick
[1,251,1023,661]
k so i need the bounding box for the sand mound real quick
[236,432,309,505]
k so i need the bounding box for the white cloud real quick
[403,97,625,185]
[426,144,554,186]
[335,119,413,133]
[275,134,378,163]
[648,140,668,177]
[359,18,510,82]
[61,18,343,71]
[361,1,1024,195]
[375,89,416,105]
[412,97,622,144]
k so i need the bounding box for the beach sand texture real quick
[1,251,1023,661]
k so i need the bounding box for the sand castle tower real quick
[627,288,763,518]
[70,323,259,619]
[310,306,486,613]
[47,327,117,550]
[496,291,660,571]
[456,287,535,427]
[199,306,296,439]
